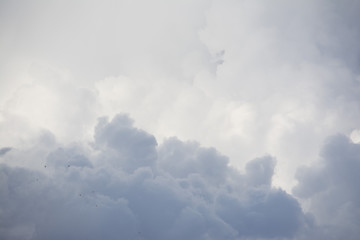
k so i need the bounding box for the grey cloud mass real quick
[293,134,360,240]
[0,114,306,240]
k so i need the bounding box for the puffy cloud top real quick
[0,114,306,240]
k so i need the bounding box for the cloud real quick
[46,147,93,169]
[0,147,12,156]
[93,114,158,173]
[1,0,360,193]
[0,114,307,240]
[158,137,229,185]
[197,0,360,189]
[1,0,360,239]
[244,156,275,188]
[293,134,360,240]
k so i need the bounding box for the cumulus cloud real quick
[198,0,360,189]
[93,115,157,173]
[244,156,275,188]
[158,137,229,185]
[1,0,360,239]
[0,114,307,240]
[1,0,360,192]
[293,134,360,240]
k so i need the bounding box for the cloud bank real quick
[293,134,360,240]
[1,114,360,239]
[0,114,306,240]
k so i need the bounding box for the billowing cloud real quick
[293,134,360,240]
[2,0,359,192]
[0,114,306,240]
[1,0,360,239]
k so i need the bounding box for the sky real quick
[0,0,360,239]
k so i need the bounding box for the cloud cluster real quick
[1,0,360,239]
[293,134,360,240]
[2,0,360,192]
[198,0,360,188]
[2,114,360,240]
[0,114,306,240]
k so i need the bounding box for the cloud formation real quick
[0,114,307,240]
[1,0,360,239]
[293,134,360,240]
[2,114,360,239]
[2,0,360,192]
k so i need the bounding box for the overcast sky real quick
[1,0,360,239]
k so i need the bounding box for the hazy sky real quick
[1,0,360,239]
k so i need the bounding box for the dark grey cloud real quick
[293,134,360,240]
[0,114,307,240]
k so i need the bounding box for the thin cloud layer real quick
[0,114,306,240]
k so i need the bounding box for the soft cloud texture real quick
[1,114,360,239]
[293,134,360,240]
[0,147,12,156]
[1,114,307,240]
[2,0,360,191]
[1,0,360,239]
